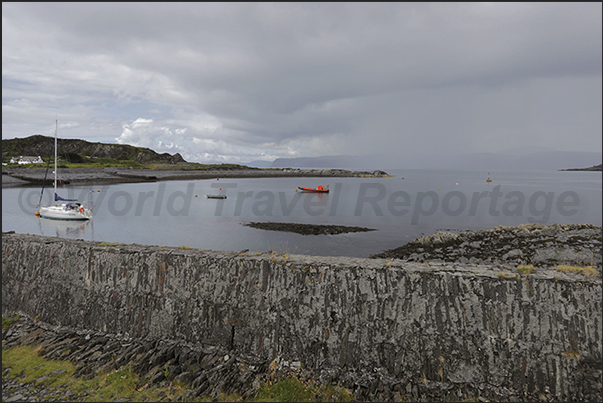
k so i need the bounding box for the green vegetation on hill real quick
[2,135,259,170]
[2,135,186,166]
[2,159,258,171]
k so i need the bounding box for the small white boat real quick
[38,202,92,220]
[37,121,92,220]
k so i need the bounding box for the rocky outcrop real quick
[372,223,602,271]
[2,232,602,401]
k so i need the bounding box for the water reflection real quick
[37,218,94,240]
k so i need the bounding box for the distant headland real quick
[2,135,390,187]
[560,163,602,171]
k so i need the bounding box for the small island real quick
[242,222,376,235]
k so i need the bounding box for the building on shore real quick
[9,156,44,164]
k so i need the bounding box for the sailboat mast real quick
[54,120,58,200]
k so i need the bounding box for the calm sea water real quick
[3,169,601,257]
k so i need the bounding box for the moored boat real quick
[37,121,92,220]
[298,185,329,193]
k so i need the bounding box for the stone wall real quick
[2,233,601,401]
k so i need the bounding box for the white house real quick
[10,156,44,164]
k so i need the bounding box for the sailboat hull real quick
[39,204,91,220]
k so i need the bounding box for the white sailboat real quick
[37,121,92,220]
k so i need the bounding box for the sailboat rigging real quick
[36,121,93,220]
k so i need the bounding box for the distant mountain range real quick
[2,135,186,164]
[244,160,274,168]
[270,150,602,171]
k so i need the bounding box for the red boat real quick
[298,185,329,193]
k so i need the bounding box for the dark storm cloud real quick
[2,3,601,163]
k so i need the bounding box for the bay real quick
[2,169,601,257]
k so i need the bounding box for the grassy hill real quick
[1,135,259,171]
[2,135,186,164]
[2,135,186,168]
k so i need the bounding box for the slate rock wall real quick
[2,233,601,401]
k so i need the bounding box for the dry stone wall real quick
[2,233,601,401]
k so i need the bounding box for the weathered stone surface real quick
[373,223,602,272]
[2,232,602,401]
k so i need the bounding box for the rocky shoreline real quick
[372,223,602,272]
[1,167,390,188]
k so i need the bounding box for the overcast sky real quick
[2,3,601,165]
